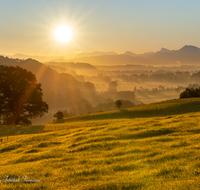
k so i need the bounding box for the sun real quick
[54,25,73,43]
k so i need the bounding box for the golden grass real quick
[0,98,200,189]
[50,97,200,123]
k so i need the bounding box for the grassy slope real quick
[52,97,200,123]
[0,98,200,189]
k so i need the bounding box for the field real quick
[1,98,200,189]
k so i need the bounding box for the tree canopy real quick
[180,88,200,99]
[115,100,122,110]
[53,111,64,120]
[0,65,48,125]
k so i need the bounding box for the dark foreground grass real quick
[0,112,200,189]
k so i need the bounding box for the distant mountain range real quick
[45,61,99,75]
[68,45,200,66]
[11,54,68,63]
[74,51,118,58]
[7,45,200,66]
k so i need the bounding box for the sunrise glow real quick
[54,25,73,43]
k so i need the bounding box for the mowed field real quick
[1,98,200,189]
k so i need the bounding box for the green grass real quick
[0,98,200,189]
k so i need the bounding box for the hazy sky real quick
[1,0,200,57]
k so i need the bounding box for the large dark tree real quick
[0,65,48,125]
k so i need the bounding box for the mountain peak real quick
[159,47,170,53]
[124,51,136,57]
[179,45,200,52]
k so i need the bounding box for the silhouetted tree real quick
[53,111,64,120]
[0,65,48,125]
[115,100,122,110]
[121,100,136,109]
[180,88,200,98]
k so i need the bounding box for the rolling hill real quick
[52,97,200,123]
[7,45,200,67]
[0,56,78,88]
[45,61,99,75]
[0,98,200,189]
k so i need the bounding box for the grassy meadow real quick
[1,98,200,189]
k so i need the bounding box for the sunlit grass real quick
[0,98,200,189]
[49,97,200,123]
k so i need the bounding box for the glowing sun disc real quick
[54,25,73,43]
